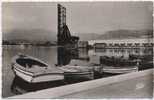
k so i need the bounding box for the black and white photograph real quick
[2,1,153,99]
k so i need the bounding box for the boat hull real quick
[12,54,64,83]
[13,66,33,83]
[13,65,64,83]
[59,65,94,79]
[102,67,138,74]
[64,71,94,79]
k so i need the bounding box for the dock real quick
[9,68,153,99]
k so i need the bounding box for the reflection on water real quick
[57,47,79,66]
[11,75,91,95]
[2,45,153,97]
[57,47,90,66]
[11,76,65,95]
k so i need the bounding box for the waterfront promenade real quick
[60,71,153,98]
[10,69,153,99]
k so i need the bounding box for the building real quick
[89,38,153,48]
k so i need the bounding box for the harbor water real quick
[2,45,153,97]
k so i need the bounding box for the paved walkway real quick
[59,73,153,99]
[10,69,153,99]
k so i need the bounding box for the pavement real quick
[9,69,153,99]
[59,73,153,99]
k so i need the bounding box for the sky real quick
[2,2,153,41]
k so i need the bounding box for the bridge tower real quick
[57,4,79,46]
[57,4,66,45]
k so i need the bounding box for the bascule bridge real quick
[57,4,79,46]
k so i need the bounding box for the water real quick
[2,45,153,98]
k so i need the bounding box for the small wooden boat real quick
[11,54,64,83]
[100,56,139,74]
[58,65,94,79]
[101,65,138,74]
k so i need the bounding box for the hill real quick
[3,29,57,42]
[98,29,153,40]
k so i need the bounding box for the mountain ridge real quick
[3,29,153,42]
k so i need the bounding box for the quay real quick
[9,68,153,99]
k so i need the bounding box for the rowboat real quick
[100,56,139,74]
[58,65,94,79]
[11,54,64,83]
[101,65,138,74]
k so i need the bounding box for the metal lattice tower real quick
[57,4,79,46]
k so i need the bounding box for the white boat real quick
[58,65,94,79]
[11,54,64,83]
[102,65,138,74]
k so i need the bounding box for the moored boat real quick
[101,65,138,74]
[11,54,64,83]
[58,65,94,79]
[100,56,139,74]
